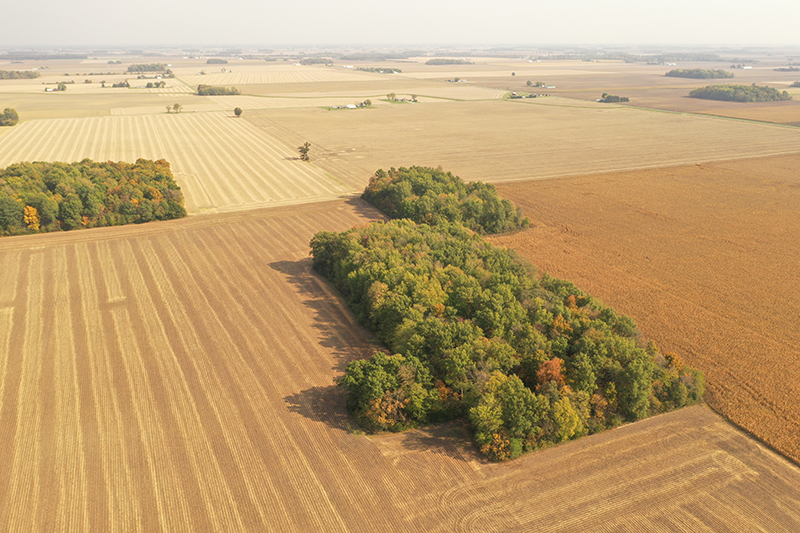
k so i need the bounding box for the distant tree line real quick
[0,159,186,236]
[0,108,19,126]
[338,52,421,61]
[689,84,792,102]
[599,93,629,103]
[791,81,800,88]
[357,67,402,74]
[425,58,473,65]
[774,67,800,72]
[311,168,704,461]
[127,63,168,72]
[362,166,528,234]
[300,57,332,65]
[0,70,40,79]
[1,53,87,60]
[665,68,733,79]
[206,58,228,64]
[197,84,240,96]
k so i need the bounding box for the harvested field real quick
[0,113,359,213]
[206,95,391,111]
[179,66,378,87]
[249,98,800,188]
[0,199,799,531]
[490,152,800,464]
[461,60,800,125]
[0,91,194,120]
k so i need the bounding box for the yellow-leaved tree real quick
[23,205,39,231]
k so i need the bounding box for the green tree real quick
[172,103,182,113]
[298,141,311,161]
[234,107,243,118]
[0,108,19,126]
[0,195,23,233]
[59,194,83,230]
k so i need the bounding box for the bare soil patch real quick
[489,153,800,464]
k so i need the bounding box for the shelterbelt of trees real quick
[0,70,41,79]
[197,84,240,96]
[689,84,792,102]
[0,159,186,236]
[361,166,528,234]
[665,68,733,79]
[311,167,704,461]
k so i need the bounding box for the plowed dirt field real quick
[490,152,800,464]
[1,199,799,531]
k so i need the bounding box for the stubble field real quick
[490,152,800,464]
[252,98,800,187]
[1,199,799,532]
[3,53,800,529]
[0,113,358,213]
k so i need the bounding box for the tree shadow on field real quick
[270,258,378,433]
[283,385,355,432]
[269,258,376,373]
[343,195,389,222]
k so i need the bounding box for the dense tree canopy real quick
[127,63,168,72]
[312,169,704,461]
[362,166,528,234]
[0,108,19,127]
[357,67,402,74]
[425,58,473,65]
[665,68,733,79]
[0,159,186,236]
[689,84,792,102]
[197,84,240,96]
[0,70,40,80]
[599,93,630,103]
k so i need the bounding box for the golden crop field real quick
[0,199,798,532]
[3,53,800,529]
[180,65,380,86]
[490,153,800,464]
[252,98,800,187]
[0,113,359,213]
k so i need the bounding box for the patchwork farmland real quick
[2,51,800,530]
[490,153,800,464]
[0,200,799,532]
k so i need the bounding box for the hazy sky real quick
[3,0,799,47]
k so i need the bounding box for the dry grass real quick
[0,199,798,531]
[248,98,800,189]
[0,113,359,213]
[489,152,800,464]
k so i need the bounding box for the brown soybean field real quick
[490,153,800,464]
[3,52,800,529]
[1,200,799,532]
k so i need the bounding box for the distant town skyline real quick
[2,0,799,48]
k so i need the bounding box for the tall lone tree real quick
[298,142,311,161]
[234,107,242,118]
